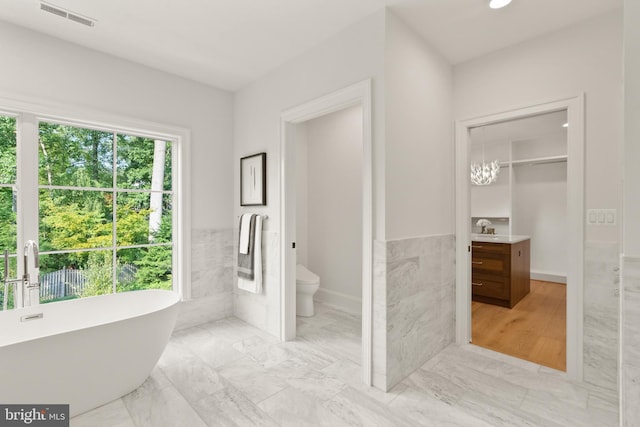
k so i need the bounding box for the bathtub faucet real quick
[22,240,40,308]
[2,241,40,310]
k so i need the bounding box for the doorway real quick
[455,96,585,381]
[468,110,568,371]
[280,80,373,385]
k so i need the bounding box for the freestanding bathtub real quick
[0,289,180,417]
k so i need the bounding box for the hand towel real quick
[237,214,256,279]
[238,214,253,254]
[238,215,263,293]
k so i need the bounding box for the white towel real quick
[239,213,253,254]
[238,215,263,294]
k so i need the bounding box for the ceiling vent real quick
[40,2,96,27]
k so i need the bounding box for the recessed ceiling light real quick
[489,0,513,9]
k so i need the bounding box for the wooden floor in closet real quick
[472,280,566,371]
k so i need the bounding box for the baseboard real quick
[314,287,361,315]
[531,271,566,284]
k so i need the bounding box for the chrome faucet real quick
[3,250,16,310]
[2,241,40,310]
[23,240,40,307]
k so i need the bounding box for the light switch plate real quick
[586,209,616,226]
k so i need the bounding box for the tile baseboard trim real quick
[314,288,362,315]
[531,271,567,283]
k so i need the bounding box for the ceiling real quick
[0,0,622,91]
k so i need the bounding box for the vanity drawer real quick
[471,242,509,254]
[471,254,506,274]
[472,274,509,300]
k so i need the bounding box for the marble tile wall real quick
[622,256,640,426]
[175,229,234,331]
[233,230,281,339]
[372,240,388,390]
[374,234,456,390]
[179,230,621,403]
[583,241,619,392]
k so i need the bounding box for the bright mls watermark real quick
[0,405,69,426]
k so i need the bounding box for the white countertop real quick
[471,234,530,244]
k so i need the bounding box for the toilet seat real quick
[296,264,319,285]
[296,264,319,317]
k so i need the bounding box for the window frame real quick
[0,96,191,301]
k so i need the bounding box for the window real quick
[0,114,17,309]
[0,107,189,309]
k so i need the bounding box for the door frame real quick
[455,95,585,380]
[280,79,373,385]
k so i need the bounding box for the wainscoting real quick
[373,234,456,390]
[175,228,234,331]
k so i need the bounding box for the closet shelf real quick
[501,154,568,167]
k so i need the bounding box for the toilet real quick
[296,264,320,317]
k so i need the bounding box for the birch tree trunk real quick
[149,140,166,240]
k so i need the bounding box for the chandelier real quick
[470,126,500,185]
[470,159,500,185]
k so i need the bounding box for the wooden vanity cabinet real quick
[471,239,530,308]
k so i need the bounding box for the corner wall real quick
[376,11,455,390]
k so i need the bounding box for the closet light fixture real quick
[470,127,501,186]
[489,0,512,9]
[470,159,500,185]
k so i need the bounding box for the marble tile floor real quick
[71,303,618,427]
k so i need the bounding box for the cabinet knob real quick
[472,282,484,286]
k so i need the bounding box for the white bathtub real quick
[0,289,180,417]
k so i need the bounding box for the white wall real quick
[385,11,454,240]
[305,105,363,307]
[621,1,640,425]
[513,162,567,279]
[623,0,640,257]
[233,9,386,337]
[0,21,234,231]
[454,11,623,244]
[295,124,309,266]
[471,171,510,219]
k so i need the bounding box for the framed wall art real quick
[240,152,267,206]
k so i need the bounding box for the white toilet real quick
[296,264,320,317]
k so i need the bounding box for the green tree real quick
[81,251,114,297]
[0,120,174,303]
[0,116,17,254]
[133,214,172,290]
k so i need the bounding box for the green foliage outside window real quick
[0,118,174,308]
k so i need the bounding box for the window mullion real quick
[16,114,40,273]
[112,131,117,293]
